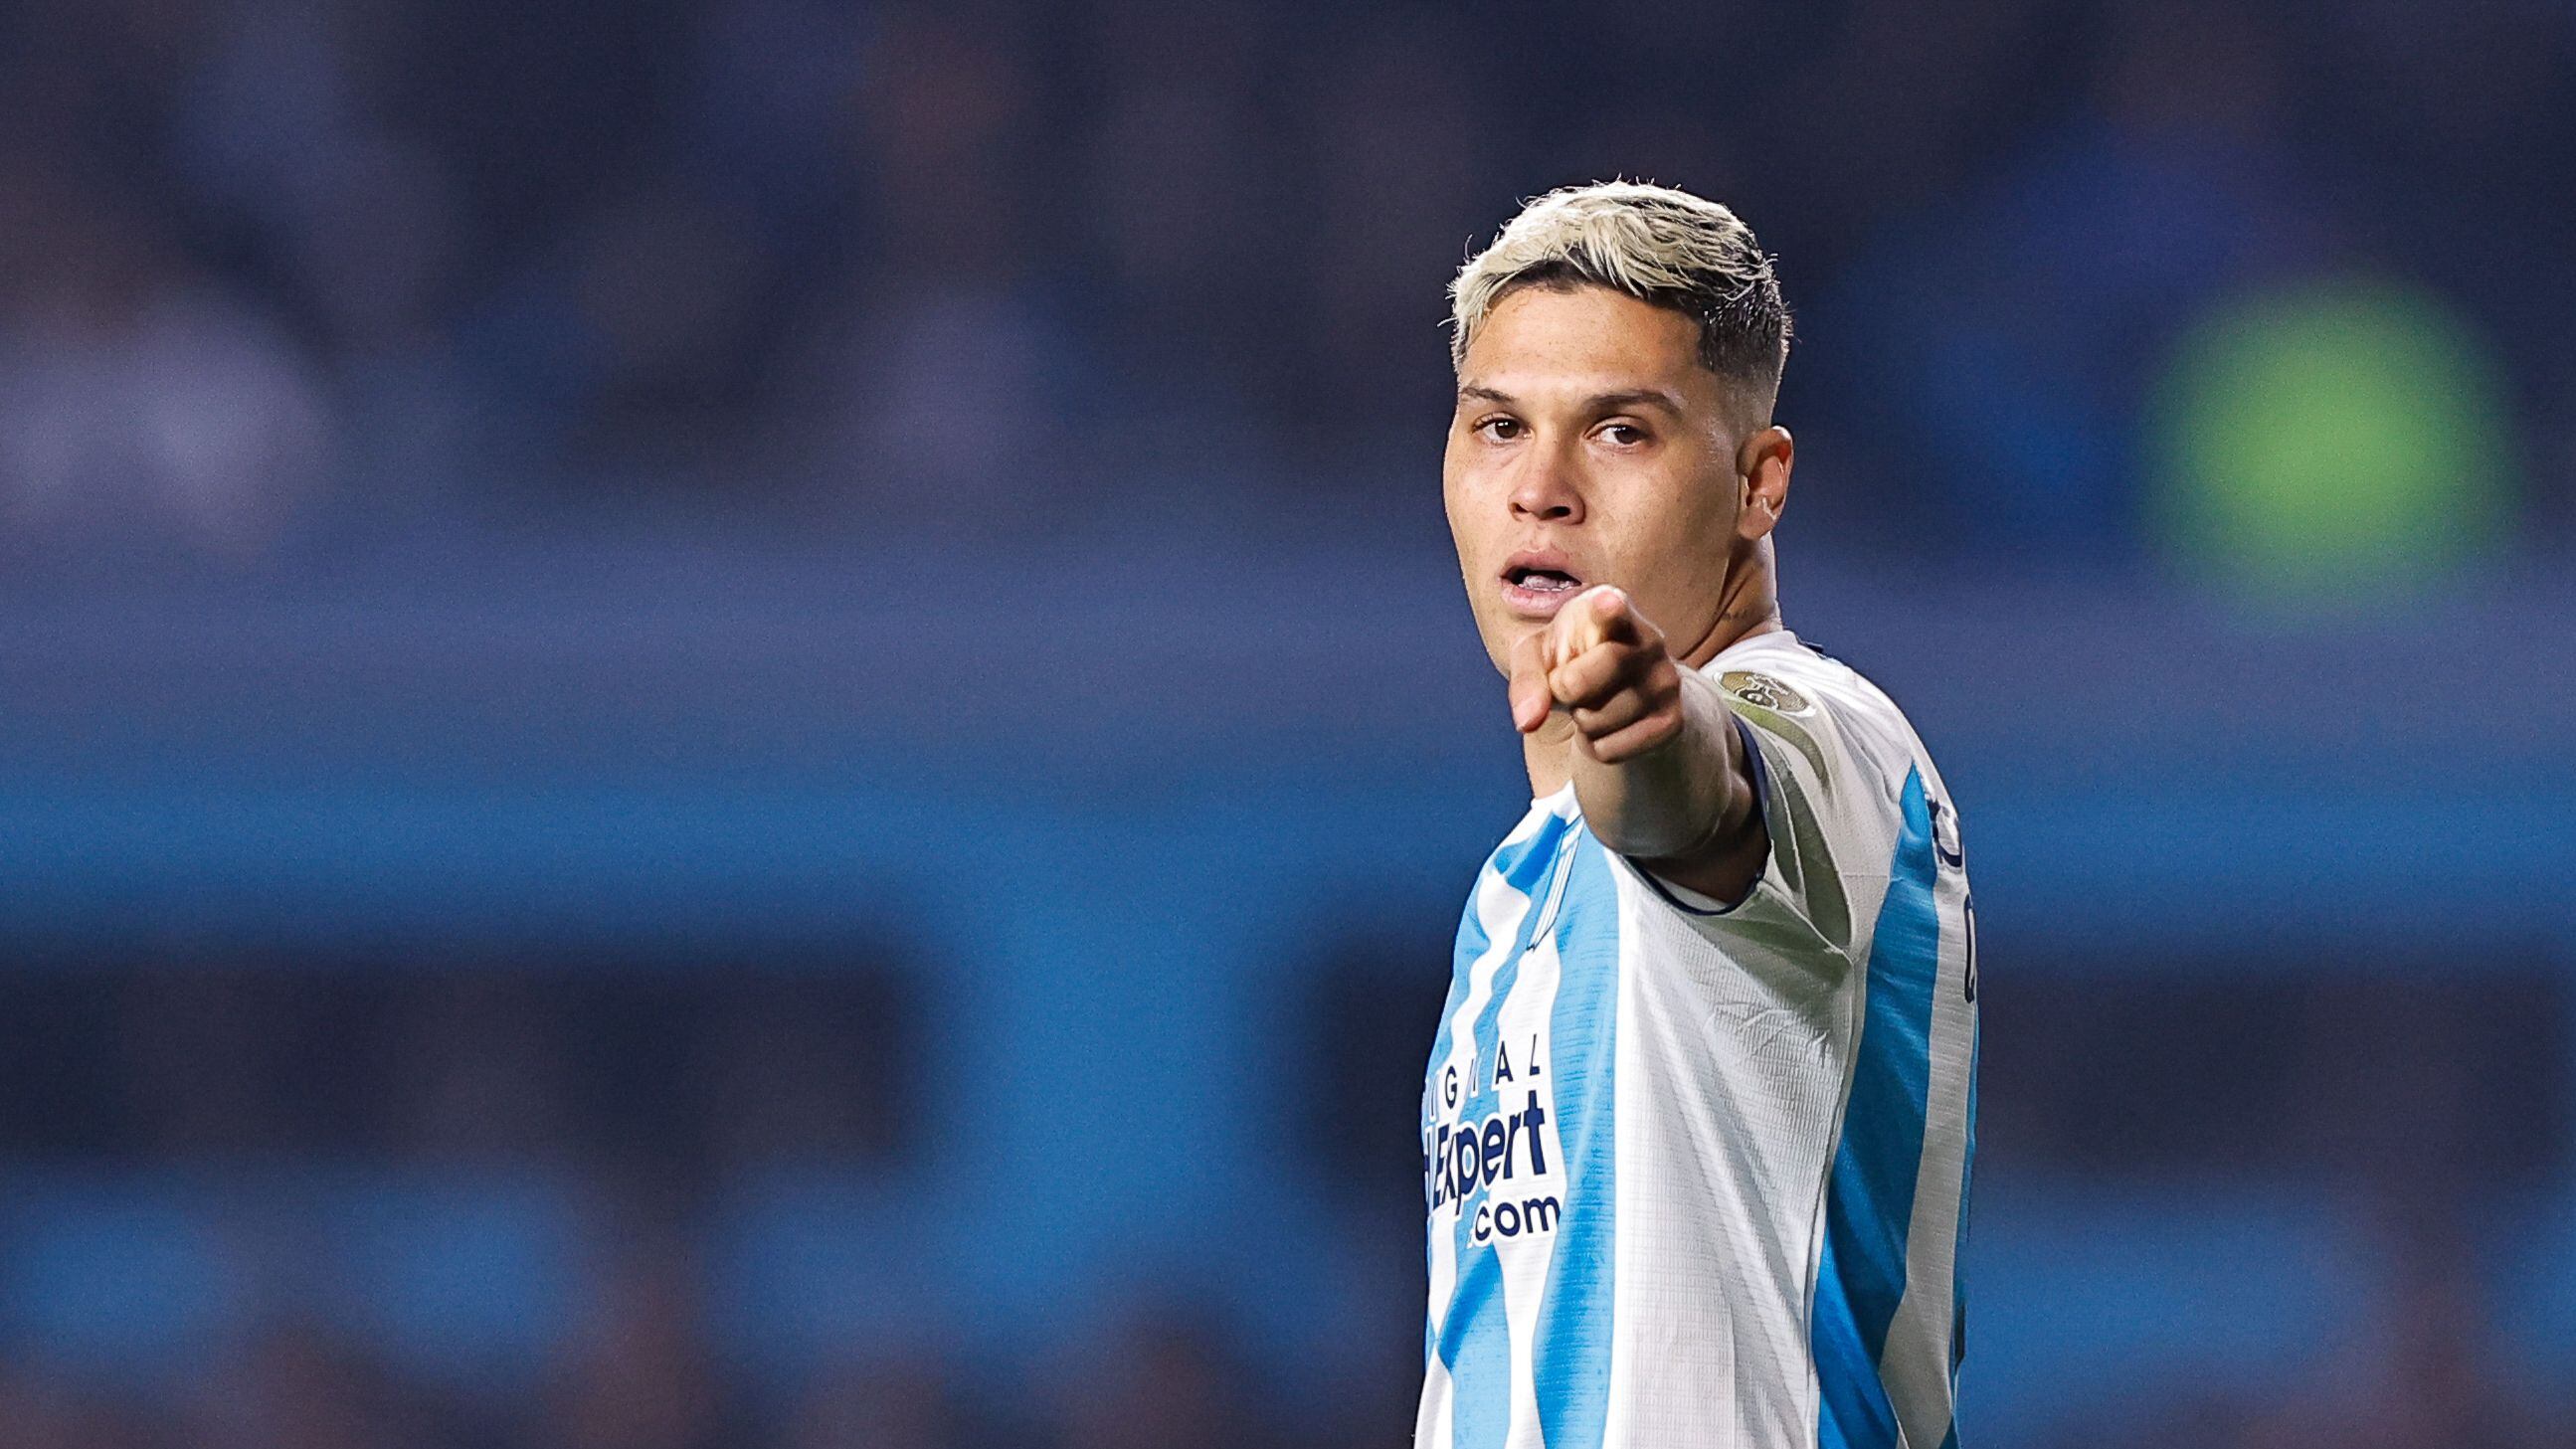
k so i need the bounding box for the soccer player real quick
[1417,183,1978,1449]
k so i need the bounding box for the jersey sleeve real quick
[1637,656,1915,960]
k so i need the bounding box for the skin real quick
[1443,282,1796,903]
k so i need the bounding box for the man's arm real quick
[1509,587,1768,904]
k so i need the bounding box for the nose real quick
[1508,443,1584,524]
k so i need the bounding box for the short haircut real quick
[1449,181,1791,400]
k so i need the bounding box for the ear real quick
[1735,426,1793,542]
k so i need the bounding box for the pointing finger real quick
[1550,586,1615,660]
[1551,585,1644,661]
[1581,586,1651,647]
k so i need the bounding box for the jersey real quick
[1416,629,1978,1449]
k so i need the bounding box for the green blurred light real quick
[2146,277,2518,604]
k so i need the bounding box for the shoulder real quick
[1701,632,1929,786]
[1703,632,1901,726]
[1687,632,1959,955]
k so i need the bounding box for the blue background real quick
[3,0,2573,1443]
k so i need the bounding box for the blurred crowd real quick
[0,956,1349,1449]
[0,1248,2560,1449]
[3,0,2573,563]
[0,1268,1324,1449]
[0,949,2563,1446]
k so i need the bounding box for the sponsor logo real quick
[1424,1035,1563,1243]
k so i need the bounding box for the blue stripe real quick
[1813,769,1942,1448]
[1532,836,1618,1449]
[1448,924,1529,1360]
[1426,821,1552,1084]
[1424,894,1493,1157]
[1443,1240,1513,1447]
[1814,1231,1900,1449]
[1493,816,1567,899]
[1434,809,1574,1445]
[1424,812,1562,1270]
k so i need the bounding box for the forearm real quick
[1570,669,1756,863]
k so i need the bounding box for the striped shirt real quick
[1417,629,1977,1449]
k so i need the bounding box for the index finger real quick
[1559,585,1646,656]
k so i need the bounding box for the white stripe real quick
[1418,1356,1455,1449]
[1879,865,1975,1446]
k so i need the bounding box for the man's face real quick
[1444,283,1750,675]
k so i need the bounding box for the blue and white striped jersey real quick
[1418,629,1977,1449]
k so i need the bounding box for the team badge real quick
[1720,669,1810,714]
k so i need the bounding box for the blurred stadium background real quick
[4,0,2574,1444]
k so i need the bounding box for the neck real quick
[1522,715,1582,798]
[1675,542,1783,670]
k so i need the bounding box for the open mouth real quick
[1501,555,1585,614]
[1505,565,1581,594]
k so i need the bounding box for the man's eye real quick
[1599,423,1647,446]
[1479,417,1523,441]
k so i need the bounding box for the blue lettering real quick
[1470,1195,1561,1240]
[1426,1087,1564,1229]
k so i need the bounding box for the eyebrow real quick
[1455,384,1688,415]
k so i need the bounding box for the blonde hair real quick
[1449,181,1790,393]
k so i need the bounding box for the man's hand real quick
[1508,586,1765,894]
[1508,586,1685,762]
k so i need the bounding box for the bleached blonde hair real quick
[1449,181,1791,396]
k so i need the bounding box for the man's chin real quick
[1479,616,1548,676]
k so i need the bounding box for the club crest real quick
[1720,669,1811,715]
